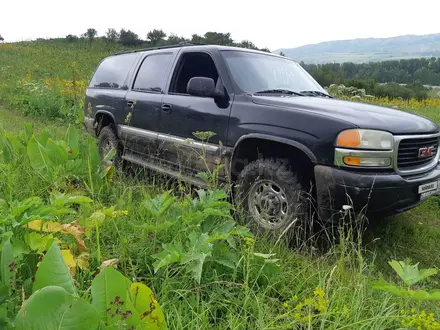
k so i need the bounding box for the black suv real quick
[84,43,440,231]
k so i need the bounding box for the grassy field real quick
[1,40,440,329]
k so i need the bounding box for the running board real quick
[122,153,209,189]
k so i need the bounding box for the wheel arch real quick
[94,110,118,136]
[230,133,317,181]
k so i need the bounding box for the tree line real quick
[298,58,440,100]
[301,58,440,88]
[62,28,270,53]
[2,28,439,99]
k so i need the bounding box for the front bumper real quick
[314,164,440,218]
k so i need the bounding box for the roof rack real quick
[113,42,206,55]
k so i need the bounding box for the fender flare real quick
[94,110,118,135]
[230,133,317,172]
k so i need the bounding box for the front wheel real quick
[236,159,309,240]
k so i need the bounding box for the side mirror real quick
[187,77,225,98]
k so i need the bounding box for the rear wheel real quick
[98,126,122,169]
[236,159,309,240]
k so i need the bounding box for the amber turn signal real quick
[343,156,361,166]
[337,130,361,148]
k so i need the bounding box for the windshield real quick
[221,50,326,94]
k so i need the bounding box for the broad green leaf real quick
[46,138,68,166]
[15,286,100,330]
[27,135,52,173]
[91,267,141,326]
[182,232,213,283]
[33,241,76,295]
[213,250,239,270]
[102,206,128,219]
[37,129,51,146]
[49,191,93,207]
[371,277,440,300]
[144,191,175,217]
[389,260,437,286]
[212,220,236,235]
[129,283,167,330]
[152,243,184,273]
[11,238,30,257]
[203,208,229,217]
[231,225,253,238]
[25,232,55,252]
[11,196,42,217]
[24,122,33,143]
[1,240,14,290]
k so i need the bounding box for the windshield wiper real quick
[299,90,333,98]
[254,89,304,96]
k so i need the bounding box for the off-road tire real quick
[236,159,310,241]
[98,125,123,169]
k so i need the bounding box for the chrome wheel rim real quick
[248,179,290,230]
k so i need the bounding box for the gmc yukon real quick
[84,43,440,233]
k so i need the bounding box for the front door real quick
[159,51,232,176]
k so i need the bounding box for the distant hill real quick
[276,33,440,64]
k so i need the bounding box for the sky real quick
[1,0,439,50]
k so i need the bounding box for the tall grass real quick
[1,40,440,329]
[1,107,440,329]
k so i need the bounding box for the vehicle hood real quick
[251,95,439,134]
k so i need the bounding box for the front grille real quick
[397,137,439,170]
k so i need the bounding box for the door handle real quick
[161,104,172,112]
[126,100,135,109]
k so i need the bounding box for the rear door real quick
[121,51,176,157]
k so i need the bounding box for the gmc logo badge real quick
[418,146,435,158]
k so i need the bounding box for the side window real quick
[132,53,173,93]
[89,53,138,89]
[169,52,219,94]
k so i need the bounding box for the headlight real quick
[336,129,393,150]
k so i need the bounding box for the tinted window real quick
[169,52,218,94]
[89,53,138,89]
[133,53,173,93]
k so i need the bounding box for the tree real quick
[279,51,286,56]
[119,29,141,46]
[83,28,97,40]
[191,34,205,44]
[105,28,119,42]
[203,32,233,46]
[66,34,78,42]
[0,34,4,42]
[146,29,167,46]
[238,40,258,50]
[167,34,186,45]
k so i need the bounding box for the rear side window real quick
[89,53,138,89]
[132,53,173,93]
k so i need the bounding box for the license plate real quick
[419,180,440,200]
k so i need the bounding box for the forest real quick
[301,58,440,100]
